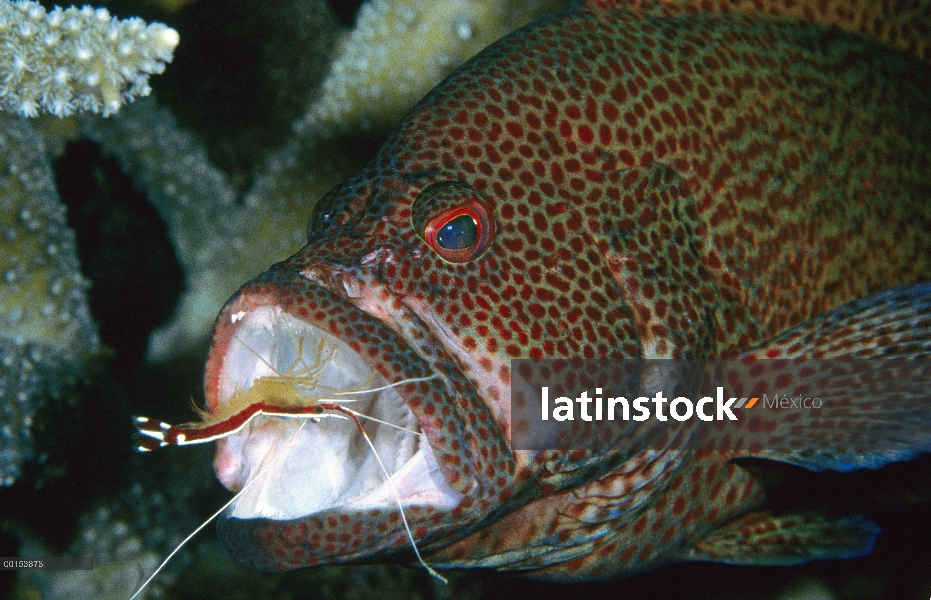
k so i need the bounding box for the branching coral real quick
[0,114,99,486]
[78,98,240,359]
[15,466,204,599]
[0,0,178,117]
[0,0,177,488]
[296,0,572,136]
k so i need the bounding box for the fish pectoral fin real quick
[724,283,931,473]
[745,281,931,359]
[685,510,879,566]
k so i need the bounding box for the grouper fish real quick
[135,0,931,581]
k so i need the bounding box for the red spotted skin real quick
[208,3,931,580]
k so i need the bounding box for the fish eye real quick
[434,211,479,250]
[413,181,494,263]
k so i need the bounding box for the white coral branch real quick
[0,114,100,485]
[0,0,178,117]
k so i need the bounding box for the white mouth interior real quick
[217,307,462,520]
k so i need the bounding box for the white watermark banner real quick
[509,358,931,451]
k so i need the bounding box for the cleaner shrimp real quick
[130,329,446,599]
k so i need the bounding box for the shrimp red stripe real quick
[132,402,352,449]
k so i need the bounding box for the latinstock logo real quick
[538,386,759,422]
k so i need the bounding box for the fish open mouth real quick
[210,306,462,521]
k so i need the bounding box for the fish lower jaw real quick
[211,307,462,520]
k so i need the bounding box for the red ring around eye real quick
[424,200,494,263]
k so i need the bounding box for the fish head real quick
[201,81,651,568]
[203,172,511,568]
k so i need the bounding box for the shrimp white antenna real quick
[332,373,440,395]
[129,421,309,600]
[338,407,423,436]
[351,412,448,584]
